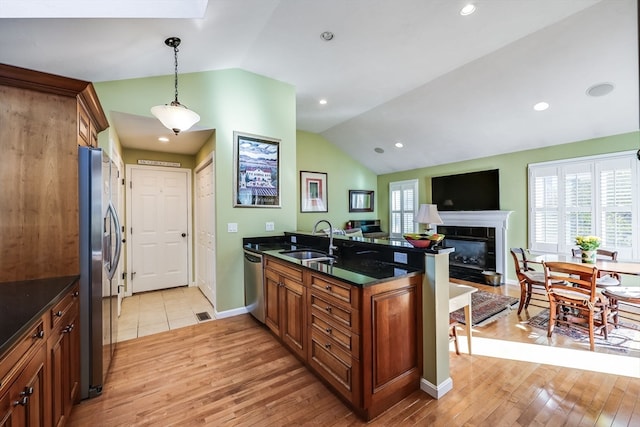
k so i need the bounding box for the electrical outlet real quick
[227,223,238,233]
[394,252,408,264]
[265,221,275,231]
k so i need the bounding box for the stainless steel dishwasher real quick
[243,249,265,323]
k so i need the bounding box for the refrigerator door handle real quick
[104,202,122,280]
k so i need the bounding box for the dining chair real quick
[542,261,615,351]
[510,248,548,314]
[571,248,621,287]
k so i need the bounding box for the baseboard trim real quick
[420,377,453,399]
[215,306,248,319]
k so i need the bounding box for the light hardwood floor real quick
[69,282,640,426]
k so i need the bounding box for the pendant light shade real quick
[151,37,200,135]
[151,103,200,135]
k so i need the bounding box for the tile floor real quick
[117,286,215,342]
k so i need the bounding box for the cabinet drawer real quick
[309,274,355,308]
[265,258,303,282]
[309,329,355,401]
[50,282,79,329]
[310,293,358,332]
[0,318,44,395]
[310,311,360,359]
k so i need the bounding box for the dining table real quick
[529,253,640,276]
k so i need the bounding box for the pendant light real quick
[151,37,200,135]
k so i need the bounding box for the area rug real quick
[450,290,518,326]
[528,309,640,354]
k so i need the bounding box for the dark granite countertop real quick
[0,275,79,357]
[244,241,422,286]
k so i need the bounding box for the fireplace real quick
[437,211,513,285]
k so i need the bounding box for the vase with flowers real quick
[575,235,601,263]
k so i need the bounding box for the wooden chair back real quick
[510,248,531,275]
[571,248,618,260]
[542,261,599,304]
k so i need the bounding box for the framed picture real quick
[300,171,328,212]
[233,131,281,207]
[349,190,374,212]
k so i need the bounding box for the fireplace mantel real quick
[437,210,513,278]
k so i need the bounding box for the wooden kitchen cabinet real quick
[359,275,422,420]
[264,258,307,360]
[308,273,361,404]
[0,64,108,283]
[310,272,422,420]
[0,336,50,427]
[263,255,423,421]
[47,282,80,427]
[1,279,81,427]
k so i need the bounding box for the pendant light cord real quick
[173,45,180,104]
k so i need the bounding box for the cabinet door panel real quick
[264,274,281,335]
[281,283,305,358]
[370,288,418,388]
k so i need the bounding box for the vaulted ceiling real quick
[1,0,637,174]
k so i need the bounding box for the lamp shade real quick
[415,204,443,225]
[151,103,200,135]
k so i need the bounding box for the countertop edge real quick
[0,275,79,359]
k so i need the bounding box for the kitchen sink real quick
[279,249,330,260]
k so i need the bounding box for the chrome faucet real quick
[312,219,337,256]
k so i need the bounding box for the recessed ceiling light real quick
[374,147,385,154]
[394,142,404,148]
[586,82,615,97]
[533,102,549,111]
[320,31,334,41]
[319,99,327,105]
[158,136,169,142]
[460,4,476,16]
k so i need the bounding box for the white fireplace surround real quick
[437,210,513,277]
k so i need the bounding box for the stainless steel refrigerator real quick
[78,146,123,399]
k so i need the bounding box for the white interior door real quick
[129,166,190,293]
[195,158,216,307]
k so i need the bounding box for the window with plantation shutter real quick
[389,179,418,238]
[528,151,639,259]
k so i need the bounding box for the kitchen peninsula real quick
[243,231,454,420]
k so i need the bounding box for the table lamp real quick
[415,204,443,235]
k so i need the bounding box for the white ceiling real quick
[0,0,637,174]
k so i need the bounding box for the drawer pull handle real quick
[325,306,332,313]
[33,330,44,339]
[21,387,34,396]
[325,327,332,334]
[14,396,28,406]
[325,285,332,291]
[73,291,79,297]
[324,343,331,349]
[55,310,63,317]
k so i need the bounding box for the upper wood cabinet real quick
[0,63,108,283]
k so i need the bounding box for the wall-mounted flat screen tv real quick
[431,169,500,211]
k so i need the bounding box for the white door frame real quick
[124,163,193,297]
[194,153,216,306]
[109,149,126,314]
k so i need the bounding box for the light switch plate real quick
[265,221,275,231]
[227,223,238,233]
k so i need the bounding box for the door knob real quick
[181,233,187,237]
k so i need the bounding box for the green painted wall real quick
[377,131,640,281]
[95,69,296,313]
[296,130,378,231]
